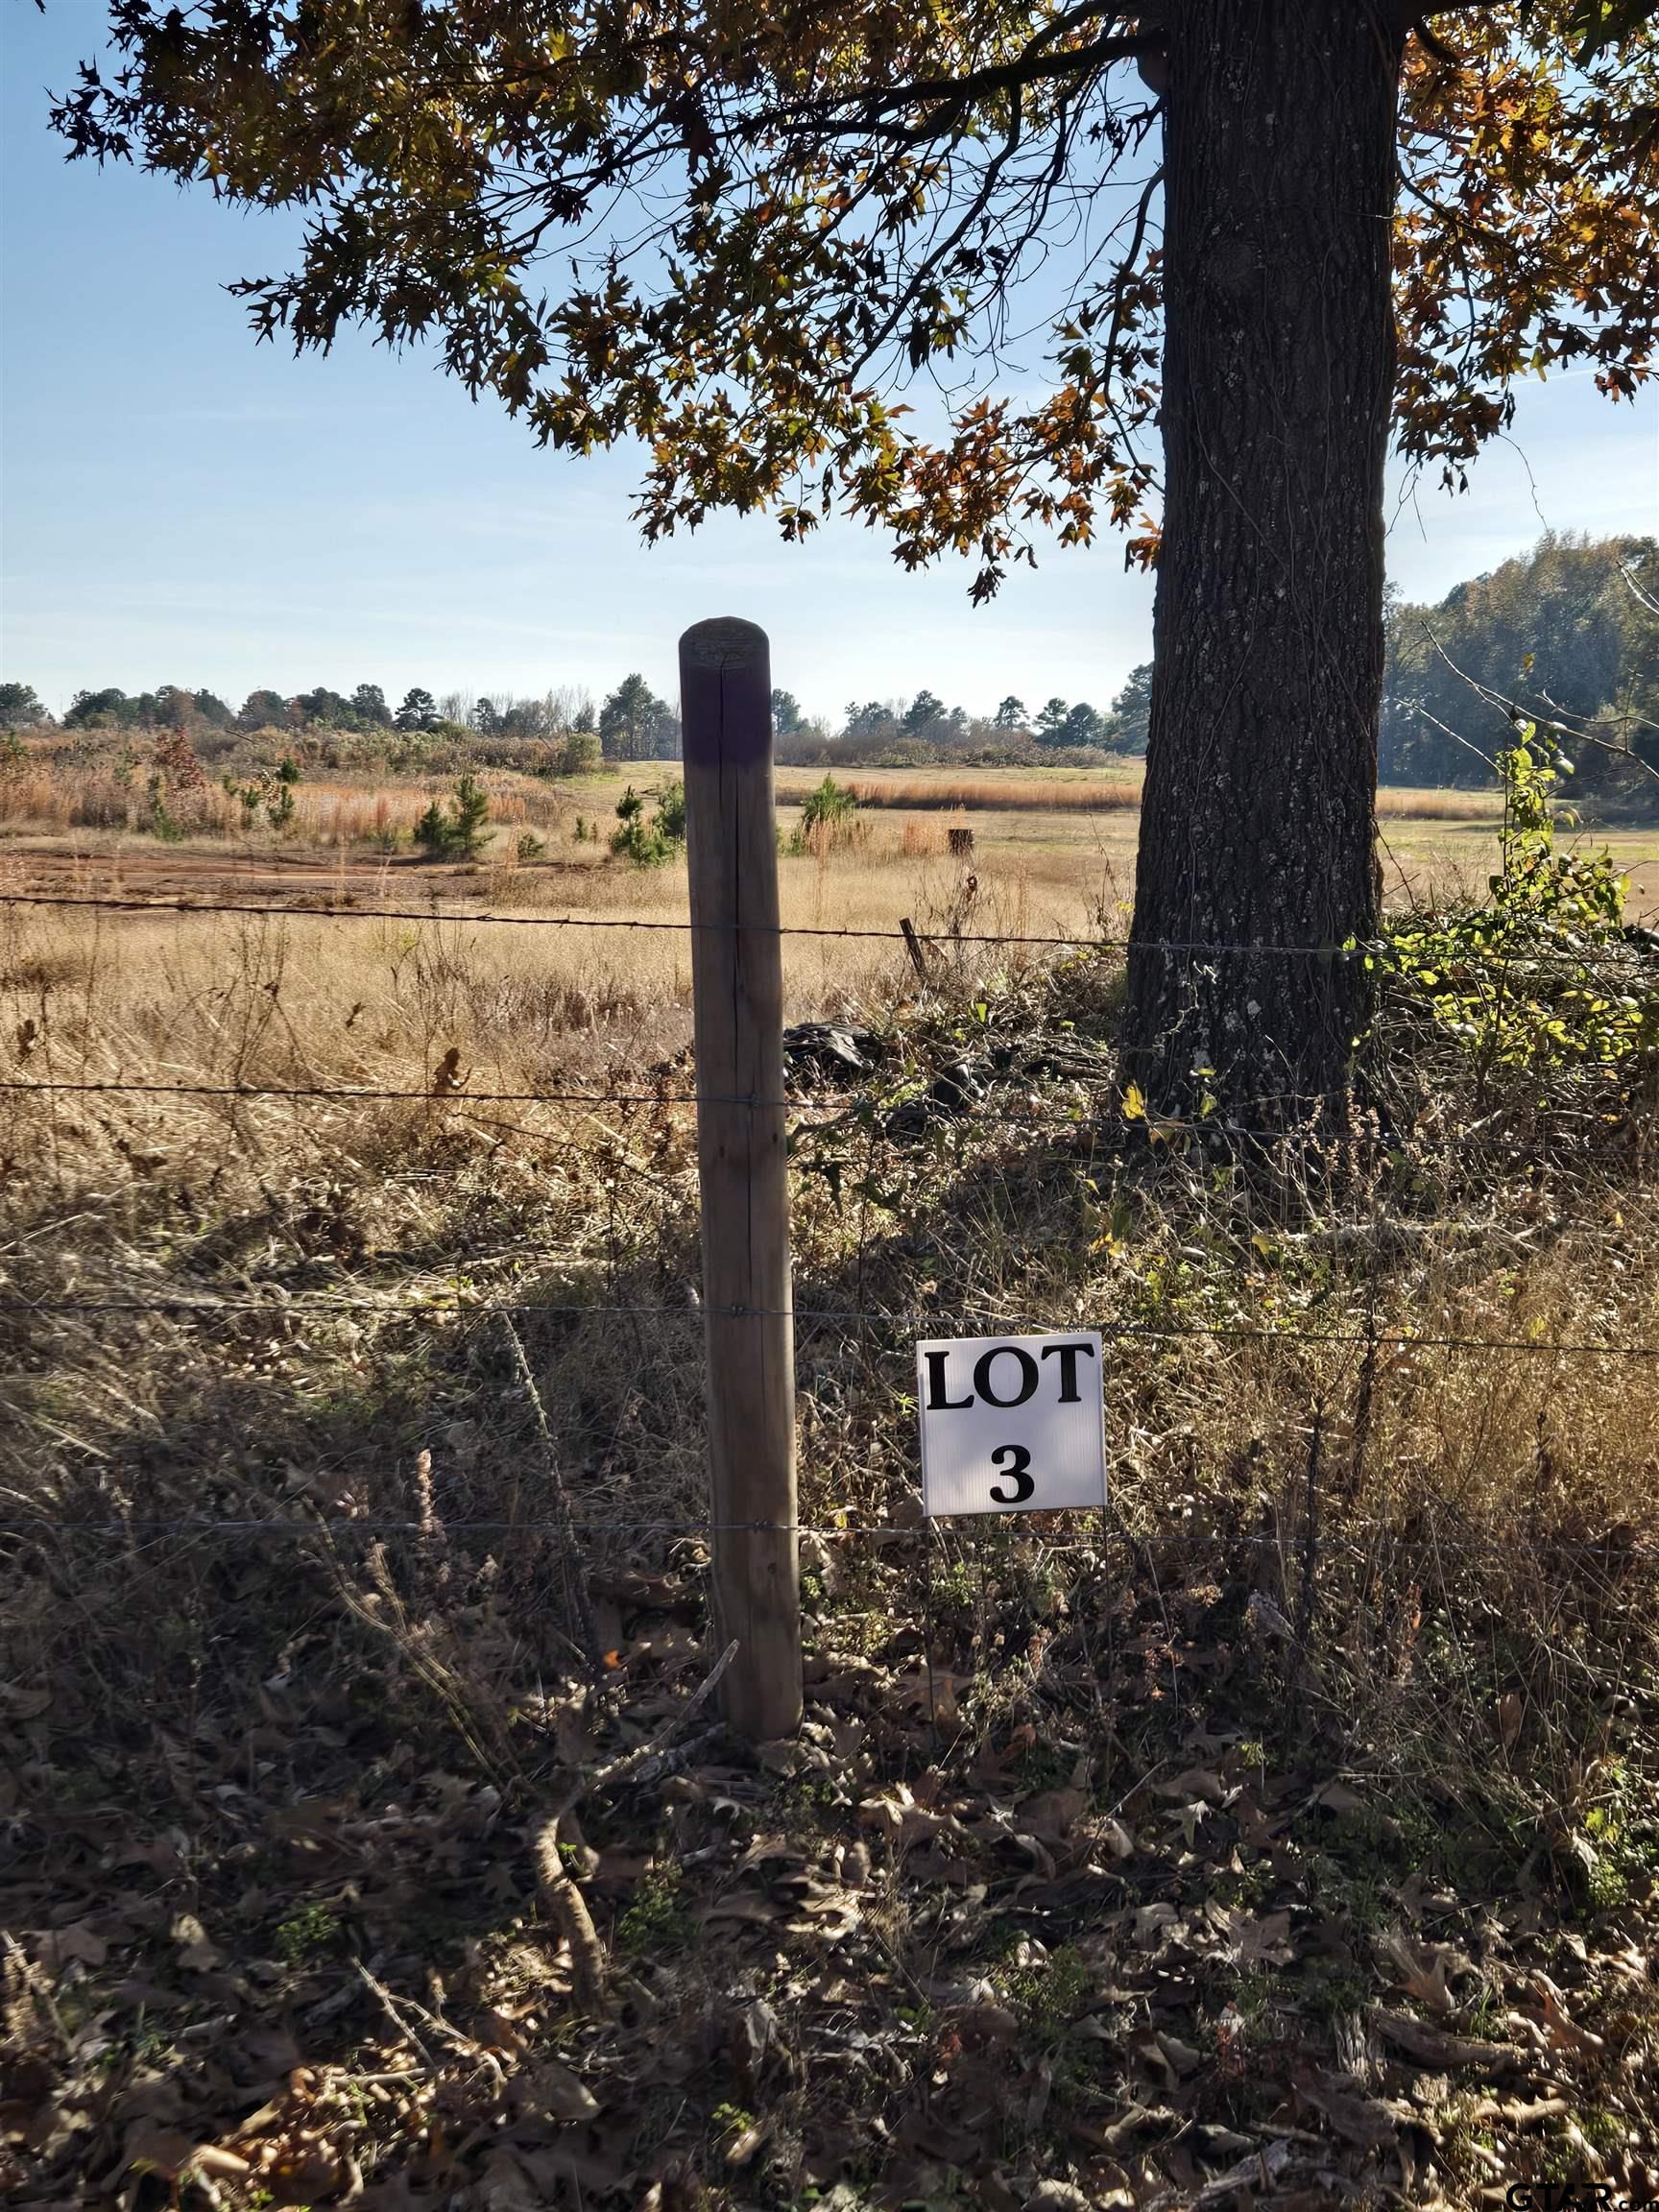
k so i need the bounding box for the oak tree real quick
[237,688,291,732]
[52,1,1659,1112]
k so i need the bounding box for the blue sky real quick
[3,3,1656,726]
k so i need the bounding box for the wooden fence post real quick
[679,617,803,1740]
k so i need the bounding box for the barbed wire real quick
[0,1072,1647,1136]
[6,885,1657,966]
[9,790,1658,1763]
[0,1286,1651,1358]
[0,887,1306,950]
[0,1075,802,1106]
[5,884,1656,1569]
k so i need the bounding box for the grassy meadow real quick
[4,739,1659,2206]
[3,752,1657,1089]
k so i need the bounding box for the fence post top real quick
[679,617,769,671]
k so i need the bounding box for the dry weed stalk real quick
[497,1311,604,1676]
[529,1639,736,2014]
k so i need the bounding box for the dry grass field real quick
[4,746,1659,2207]
[3,757,1656,1079]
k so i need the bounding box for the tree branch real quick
[756,22,1155,140]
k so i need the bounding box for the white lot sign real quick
[916,1331,1106,1518]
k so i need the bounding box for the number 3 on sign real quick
[988,1444,1034,1504]
[915,1332,1106,1518]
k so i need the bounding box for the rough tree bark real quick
[1123,0,1402,1122]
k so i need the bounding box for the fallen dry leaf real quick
[1300,2073,1398,2151]
[1527,1971,1606,2055]
[169,1911,222,1972]
[1380,1929,1455,2013]
[696,1891,783,1925]
[1190,2139,1294,2206]
[1152,1766,1231,1805]
[1134,1902,1178,1948]
[1018,1786,1088,1841]
[1154,2030,1204,2077]
[1215,1906,1294,1966]
[1312,1778,1367,1814]
[723,2117,772,2168]
[126,2130,251,2187]
[513,2058,601,2124]
[1024,2183,1093,2212]
[1095,1814,1136,1860]
[857,1783,958,1852]
[33,1922,107,1971]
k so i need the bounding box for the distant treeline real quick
[0,668,1155,773]
[1382,533,1658,797]
[0,677,682,768]
[769,672,1151,766]
[7,535,1651,797]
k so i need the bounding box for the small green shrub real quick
[224,756,301,833]
[1000,1943,1090,2043]
[1578,1763,1659,1911]
[144,775,183,842]
[415,773,493,859]
[142,727,207,838]
[1375,732,1657,1082]
[556,729,603,777]
[516,830,546,862]
[274,1901,342,1964]
[615,1862,690,1954]
[789,774,859,854]
[610,781,686,867]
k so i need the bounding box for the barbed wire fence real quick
[4,721,1658,1733]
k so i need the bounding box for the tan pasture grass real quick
[849,776,1505,820]
[901,818,950,858]
[6,791,1656,953]
[0,829,1112,1230]
[1376,786,1503,820]
[851,775,1142,812]
[0,850,1073,1090]
[294,774,574,845]
[22,804,1658,1115]
[0,770,76,829]
[0,759,579,848]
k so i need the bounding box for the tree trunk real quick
[1123,1,1402,1123]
